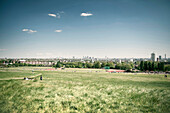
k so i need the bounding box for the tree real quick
[144,61,148,71]
[94,61,101,68]
[55,61,62,68]
[124,64,132,71]
[151,62,155,71]
[165,65,170,71]
[82,63,87,68]
[140,61,144,71]
[115,63,121,69]
[155,62,158,71]
[77,62,83,68]
[14,63,19,67]
[0,59,5,63]
[121,62,125,70]
[148,62,152,71]
[101,62,106,68]
[130,63,134,69]
[86,62,93,68]
[106,62,115,69]
[160,62,165,71]
[65,64,71,68]
[158,62,161,71]
[8,59,13,64]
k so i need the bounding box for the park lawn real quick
[0,71,37,79]
[0,67,170,113]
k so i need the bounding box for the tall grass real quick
[0,67,169,112]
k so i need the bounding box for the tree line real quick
[139,61,165,71]
[55,61,169,72]
[54,61,134,71]
[1,59,169,72]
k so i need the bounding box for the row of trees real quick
[139,61,165,71]
[54,61,134,71]
[1,59,169,72]
[55,61,115,69]
[55,61,169,72]
[115,63,134,70]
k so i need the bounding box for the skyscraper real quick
[151,53,155,62]
[159,55,161,60]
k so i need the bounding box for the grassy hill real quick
[0,67,170,112]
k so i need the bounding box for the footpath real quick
[0,73,42,80]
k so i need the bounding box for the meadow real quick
[0,67,170,113]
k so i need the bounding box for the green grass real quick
[0,71,37,79]
[0,67,170,112]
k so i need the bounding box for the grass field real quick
[0,67,170,113]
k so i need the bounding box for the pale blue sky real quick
[0,0,170,58]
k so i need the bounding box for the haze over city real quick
[0,0,170,58]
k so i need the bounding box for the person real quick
[40,75,42,80]
[165,75,167,78]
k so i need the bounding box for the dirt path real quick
[0,73,42,80]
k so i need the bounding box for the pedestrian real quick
[40,75,42,80]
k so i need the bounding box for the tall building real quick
[159,55,161,60]
[165,54,166,59]
[151,53,155,62]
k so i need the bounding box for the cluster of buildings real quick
[19,60,54,65]
[1,59,56,66]
[151,53,167,62]
[0,53,169,66]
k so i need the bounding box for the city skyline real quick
[0,52,168,59]
[0,0,170,58]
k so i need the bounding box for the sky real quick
[0,0,170,58]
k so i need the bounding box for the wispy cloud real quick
[22,29,37,33]
[57,11,64,19]
[54,30,62,32]
[48,11,64,19]
[81,12,93,16]
[56,13,60,19]
[22,29,29,31]
[0,49,8,51]
[59,11,64,14]
[28,29,37,33]
[48,13,56,17]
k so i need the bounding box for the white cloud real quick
[55,30,62,32]
[0,49,7,51]
[48,11,64,19]
[48,13,56,17]
[28,29,37,33]
[81,12,93,16]
[22,29,29,31]
[22,29,37,33]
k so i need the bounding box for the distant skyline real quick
[0,0,170,58]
